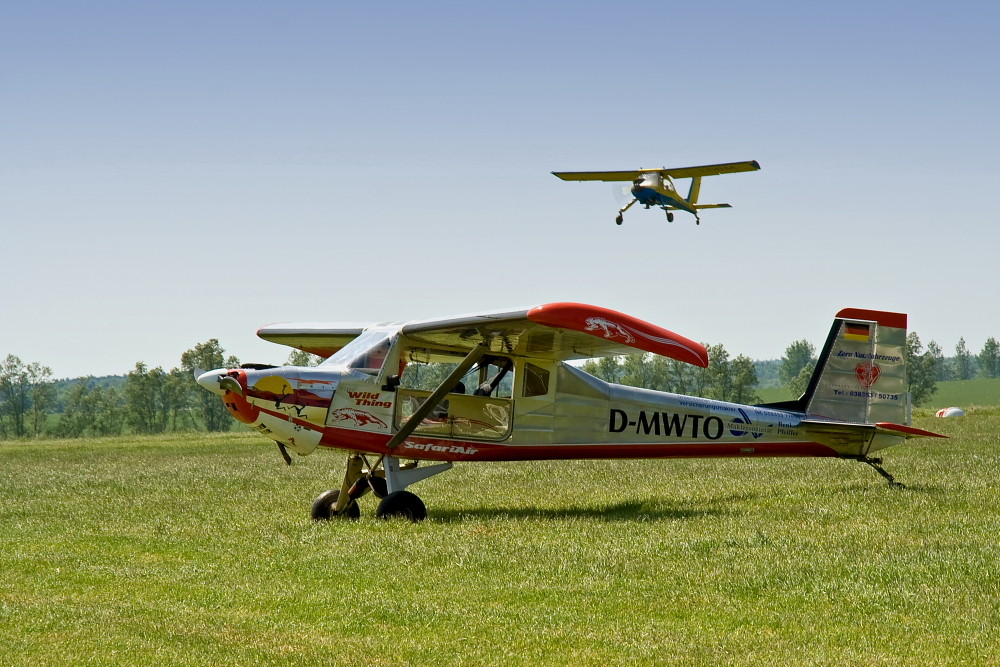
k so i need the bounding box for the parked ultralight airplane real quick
[552,160,760,225]
[196,303,944,521]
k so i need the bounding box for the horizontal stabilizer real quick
[875,422,947,439]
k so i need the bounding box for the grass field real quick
[2,413,999,665]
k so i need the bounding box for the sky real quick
[2,1,998,379]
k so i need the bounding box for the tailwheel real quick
[376,490,427,522]
[311,489,361,521]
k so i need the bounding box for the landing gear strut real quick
[311,452,452,522]
[616,197,637,225]
[857,456,906,489]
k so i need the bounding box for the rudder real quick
[800,308,910,425]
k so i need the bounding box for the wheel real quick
[375,490,427,522]
[666,211,674,222]
[615,214,623,225]
[311,489,360,521]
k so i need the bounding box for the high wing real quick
[257,323,371,358]
[552,160,760,182]
[400,302,708,367]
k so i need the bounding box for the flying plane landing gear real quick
[616,197,637,225]
[666,210,674,222]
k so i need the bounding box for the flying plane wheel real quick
[615,214,623,225]
[311,489,361,521]
[375,490,427,522]
[666,211,674,222]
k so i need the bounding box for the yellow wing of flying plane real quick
[551,160,760,182]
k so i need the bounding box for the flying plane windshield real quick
[321,328,396,372]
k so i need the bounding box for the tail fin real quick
[687,176,702,204]
[767,309,911,425]
[803,309,910,424]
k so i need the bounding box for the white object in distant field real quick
[935,407,966,418]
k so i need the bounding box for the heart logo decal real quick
[855,363,881,389]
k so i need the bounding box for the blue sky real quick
[2,1,998,378]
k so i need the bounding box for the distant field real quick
[930,377,1000,409]
[2,415,998,665]
[757,378,1000,411]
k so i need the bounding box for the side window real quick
[523,363,550,397]
[399,351,513,398]
[395,348,514,441]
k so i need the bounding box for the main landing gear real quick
[616,197,637,225]
[311,452,451,522]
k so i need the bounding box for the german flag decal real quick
[844,322,871,342]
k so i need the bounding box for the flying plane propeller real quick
[553,160,760,225]
[196,303,943,521]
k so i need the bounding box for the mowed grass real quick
[2,414,999,666]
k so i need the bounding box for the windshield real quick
[321,328,397,372]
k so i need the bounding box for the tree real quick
[788,364,814,399]
[580,356,624,384]
[124,362,169,434]
[180,340,239,432]
[978,337,1000,379]
[663,358,696,395]
[57,379,123,438]
[779,341,816,394]
[729,354,760,404]
[0,355,54,438]
[286,349,323,367]
[90,385,124,436]
[905,332,938,406]
[953,338,975,380]
[29,366,57,436]
[621,352,655,389]
[164,368,197,431]
[703,344,732,401]
[927,340,950,381]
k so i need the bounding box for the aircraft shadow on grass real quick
[429,501,733,523]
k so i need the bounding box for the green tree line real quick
[2,332,996,440]
[0,340,239,440]
[583,331,1000,409]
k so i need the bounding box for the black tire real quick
[375,490,427,522]
[311,489,360,521]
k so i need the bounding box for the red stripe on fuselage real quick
[312,425,839,462]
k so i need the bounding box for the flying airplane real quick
[552,160,761,225]
[195,303,944,521]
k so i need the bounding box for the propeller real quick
[193,367,243,395]
[611,183,633,208]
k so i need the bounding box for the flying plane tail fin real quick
[763,309,913,426]
[687,176,702,204]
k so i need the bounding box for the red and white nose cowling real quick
[195,368,260,424]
